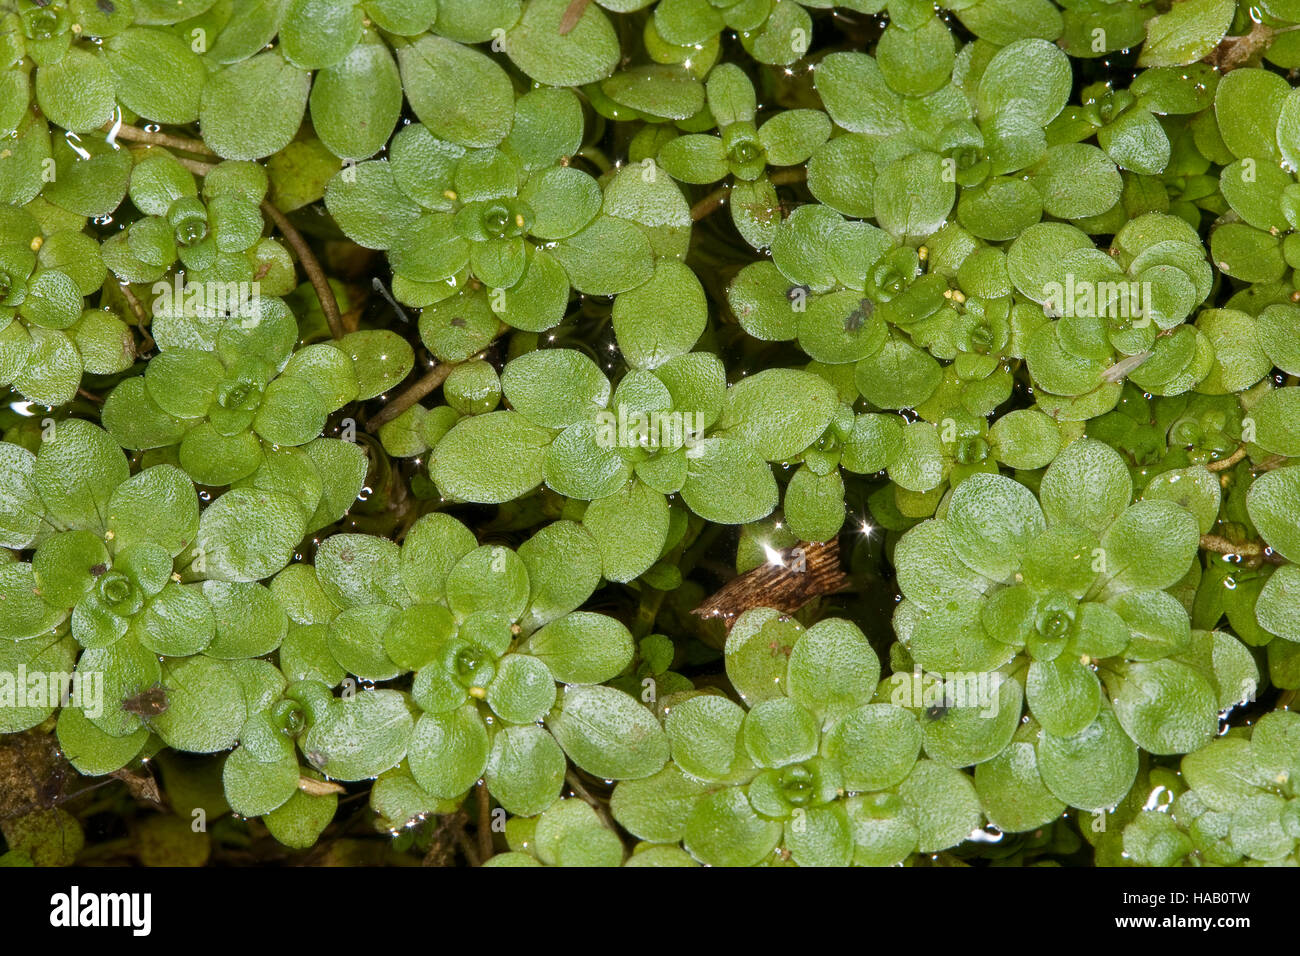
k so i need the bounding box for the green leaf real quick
[35,419,129,533]
[1106,659,1218,755]
[1256,565,1300,642]
[105,28,205,125]
[1138,0,1235,68]
[487,654,556,724]
[310,32,402,161]
[485,724,566,816]
[813,53,905,138]
[1039,438,1132,534]
[787,618,880,721]
[720,367,837,462]
[872,152,954,241]
[400,513,477,605]
[611,764,709,843]
[978,38,1071,127]
[974,739,1066,833]
[196,489,307,583]
[517,521,602,629]
[876,17,955,97]
[683,787,782,866]
[525,612,634,685]
[281,0,364,70]
[1215,67,1290,162]
[150,656,247,754]
[1033,144,1122,218]
[612,261,707,369]
[783,466,845,542]
[200,51,310,161]
[35,47,115,134]
[1036,706,1138,811]
[409,704,490,798]
[446,544,530,620]
[1246,467,1300,563]
[56,706,147,776]
[501,349,610,429]
[551,216,656,296]
[263,782,338,849]
[430,411,552,505]
[302,688,414,781]
[897,760,983,854]
[397,35,514,148]
[946,473,1044,581]
[505,0,620,87]
[532,798,624,866]
[1099,500,1199,592]
[665,693,747,781]
[546,683,669,780]
[680,437,778,524]
[582,480,671,583]
[824,703,921,791]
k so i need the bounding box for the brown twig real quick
[367,363,455,430]
[565,770,617,834]
[1199,534,1286,566]
[475,781,493,862]
[297,776,345,796]
[260,200,344,341]
[367,324,509,430]
[175,156,216,177]
[450,812,481,867]
[1206,445,1248,472]
[1203,20,1274,72]
[690,168,807,221]
[693,538,851,628]
[104,122,217,157]
[118,283,154,355]
[119,282,147,324]
[558,0,590,34]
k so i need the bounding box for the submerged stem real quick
[260,201,345,341]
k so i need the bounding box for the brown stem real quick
[566,770,618,834]
[119,282,147,324]
[1206,445,1248,472]
[690,168,807,221]
[104,122,217,157]
[475,781,493,862]
[367,324,509,430]
[175,156,216,177]
[367,363,455,430]
[1200,534,1287,566]
[260,200,344,341]
[559,0,590,34]
[451,812,481,867]
[1253,454,1289,472]
[1204,20,1274,72]
[690,183,731,221]
[118,283,154,355]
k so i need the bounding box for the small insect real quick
[844,298,874,333]
[97,0,117,12]
[924,703,950,721]
[785,284,810,303]
[122,685,170,719]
